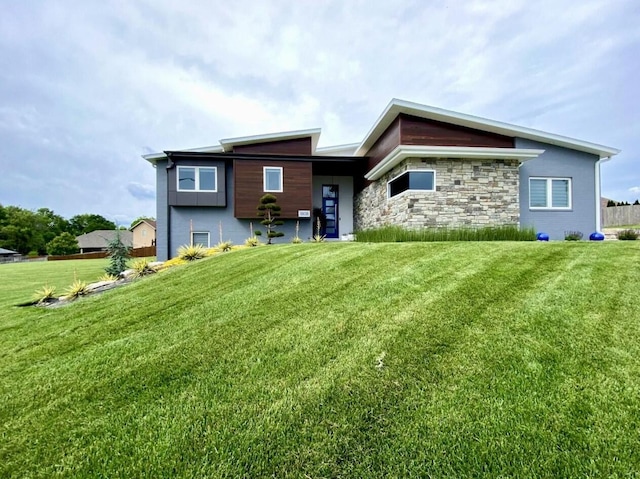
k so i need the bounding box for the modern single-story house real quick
[143,99,619,261]
[130,219,156,248]
[76,230,133,253]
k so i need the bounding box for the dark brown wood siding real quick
[365,116,401,172]
[233,160,312,218]
[399,114,514,148]
[233,137,312,155]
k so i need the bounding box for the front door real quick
[322,185,339,239]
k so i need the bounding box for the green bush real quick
[617,229,639,241]
[564,231,583,241]
[46,232,79,255]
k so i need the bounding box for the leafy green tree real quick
[46,232,79,255]
[256,194,285,244]
[104,230,131,276]
[36,208,70,245]
[0,206,46,254]
[69,214,116,236]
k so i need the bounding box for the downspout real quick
[595,157,607,232]
[166,153,175,259]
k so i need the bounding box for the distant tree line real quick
[607,199,640,207]
[0,204,155,256]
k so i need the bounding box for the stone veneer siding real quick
[354,158,520,230]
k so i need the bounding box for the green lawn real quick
[1,242,639,477]
[0,258,110,308]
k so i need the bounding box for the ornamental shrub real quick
[617,229,638,240]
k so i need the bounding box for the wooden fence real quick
[48,246,156,261]
[602,205,640,227]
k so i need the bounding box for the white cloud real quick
[0,0,637,220]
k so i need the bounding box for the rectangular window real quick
[388,170,435,198]
[264,167,283,192]
[191,232,210,247]
[529,177,571,209]
[177,166,217,192]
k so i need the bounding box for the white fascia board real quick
[315,143,360,156]
[365,145,545,181]
[355,99,620,159]
[142,145,225,164]
[219,128,322,153]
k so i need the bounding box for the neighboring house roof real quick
[142,98,620,164]
[76,230,133,249]
[0,247,20,256]
[130,219,157,231]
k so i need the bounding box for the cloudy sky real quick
[1,0,638,225]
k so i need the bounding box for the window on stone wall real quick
[388,170,435,198]
[529,177,571,209]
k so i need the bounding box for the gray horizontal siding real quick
[517,138,598,240]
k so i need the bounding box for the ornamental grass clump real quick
[355,225,536,242]
[617,229,639,240]
[130,259,155,278]
[291,221,303,244]
[177,244,207,261]
[64,280,88,300]
[564,230,584,241]
[216,240,233,252]
[32,285,56,304]
[245,236,260,247]
[311,217,326,243]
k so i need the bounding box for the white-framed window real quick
[387,170,436,198]
[263,167,283,192]
[529,177,571,209]
[177,166,217,192]
[191,231,210,247]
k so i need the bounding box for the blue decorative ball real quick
[536,232,550,241]
[589,232,605,241]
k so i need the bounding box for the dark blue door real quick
[322,185,339,239]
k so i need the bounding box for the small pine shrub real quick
[617,229,639,240]
[245,236,260,247]
[177,244,207,261]
[564,231,583,241]
[32,285,56,304]
[64,280,88,300]
[104,230,131,276]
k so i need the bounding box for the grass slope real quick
[1,243,639,477]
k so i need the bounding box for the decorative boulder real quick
[589,232,605,241]
[536,232,550,241]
